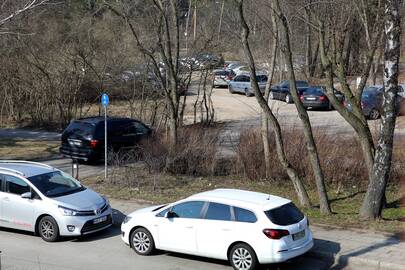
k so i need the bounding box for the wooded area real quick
[0,0,403,221]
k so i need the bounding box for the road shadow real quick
[329,234,401,270]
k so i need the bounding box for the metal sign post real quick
[101,93,109,180]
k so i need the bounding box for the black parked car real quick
[60,117,151,162]
[301,86,344,110]
[270,80,309,103]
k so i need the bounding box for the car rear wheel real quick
[38,216,59,242]
[131,228,155,256]
[285,94,293,104]
[229,243,258,270]
[229,85,234,94]
[369,109,380,120]
[245,89,253,97]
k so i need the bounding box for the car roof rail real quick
[0,160,53,169]
[0,167,25,176]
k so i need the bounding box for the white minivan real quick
[121,189,313,270]
[0,160,112,242]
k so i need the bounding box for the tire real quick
[130,228,155,256]
[245,89,253,97]
[369,109,380,120]
[229,85,234,94]
[38,216,59,242]
[229,243,258,270]
[285,94,293,104]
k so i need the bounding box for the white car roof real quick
[188,188,291,211]
[0,161,55,178]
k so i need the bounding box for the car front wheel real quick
[131,228,155,255]
[38,216,59,242]
[229,243,258,270]
[285,94,293,104]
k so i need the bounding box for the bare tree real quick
[274,0,331,214]
[0,0,50,32]
[234,0,311,208]
[360,0,401,220]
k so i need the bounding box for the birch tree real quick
[360,0,401,220]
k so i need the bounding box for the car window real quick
[171,201,205,219]
[204,202,232,221]
[256,75,268,82]
[233,76,241,82]
[234,207,257,223]
[156,206,170,217]
[0,174,3,191]
[305,88,323,95]
[134,122,149,134]
[242,75,250,82]
[64,121,96,138]
[265,202,304,226]
[5,175,30,195]
[296,81,309,87]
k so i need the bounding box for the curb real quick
[307,249,405,270]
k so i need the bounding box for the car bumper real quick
[57,207,113,236]
[302,102,329,109]
[257,231,314,264]
[59,146,100,161]
[121,221,132,245]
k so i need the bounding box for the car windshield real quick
[264,202,304,226]
[28,171,85,198]
[362,87,381,98]
[296,81,309,87]
[305,87,324,95]
[214,70,228,76]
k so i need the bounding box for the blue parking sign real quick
[101,93,109,107]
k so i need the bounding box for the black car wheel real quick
[38,216,59,242]
[369,109,380,120]
[229,243,258,270]
[229,85,234,94]
[245,89,253,97]
[131,228,155,256]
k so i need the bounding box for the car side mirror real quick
[21,192,33,199]
[165,211,177,219]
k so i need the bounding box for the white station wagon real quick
[121,189,313,270]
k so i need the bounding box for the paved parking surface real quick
[0,201,332,270]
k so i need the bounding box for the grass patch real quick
[0,139,59,160]
[82,167,405,234]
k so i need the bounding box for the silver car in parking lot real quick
[0,160,112,242]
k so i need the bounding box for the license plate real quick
[93,216,107,224]
[306,97,316,101]
[292,230,305,241]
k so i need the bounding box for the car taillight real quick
[300,95,304,101]
[90,140,98,149]
[319,95,326,101]
[263,229,290,240]
[361,101,365,109]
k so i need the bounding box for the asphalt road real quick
[0,202,333,270]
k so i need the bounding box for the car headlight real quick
[58,206,78,216]
[123,216,132,224]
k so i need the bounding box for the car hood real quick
[51,188,105,211]
[129,204,166,217]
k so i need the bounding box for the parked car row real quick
[214,61,404,119]
[0,162,313,270]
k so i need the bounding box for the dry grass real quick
[0,139,59,160]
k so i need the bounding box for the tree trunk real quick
[275,0,331,214]
[360,0,401,220]
[235,0,311,208]
[261,1,278,180]
[305,1,312,78]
